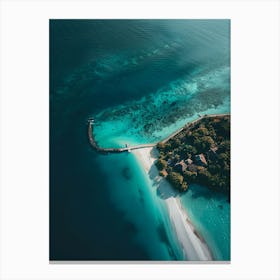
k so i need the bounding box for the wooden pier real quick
[87,119,156,153]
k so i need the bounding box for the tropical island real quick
[87,113,230,260]
[155,115,230,198]
[88,114,230,198]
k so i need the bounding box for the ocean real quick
[50,19,230,260]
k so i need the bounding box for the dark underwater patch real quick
[121,167,132,180]
[157,222,177,260]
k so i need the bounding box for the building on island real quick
[187,164,198,173]
[174,160,188,173]
[195,154,207,166]
[208,146,218,160]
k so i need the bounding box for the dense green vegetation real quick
[156,115,230,197]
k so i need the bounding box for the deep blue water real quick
[50,20,230,260]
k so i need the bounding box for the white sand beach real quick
[132,147,212,261]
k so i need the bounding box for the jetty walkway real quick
[88,113,229,154]
[87,119,156,153]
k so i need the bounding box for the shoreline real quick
[88,113,229,153]
[132,147,213,261]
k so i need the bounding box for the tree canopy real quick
[155,115,230,196]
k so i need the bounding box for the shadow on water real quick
[124,221,138,235]
[138,187,145,206]
[156,180,179,200]
[188,185,212,200]
[121,166,133,180]
[186,184,229,206]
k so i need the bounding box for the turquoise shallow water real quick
[94,65,230,148]
[94,111,230,260]
[97,152,184,260]
[180,185,230,260]
[92,63,230,260]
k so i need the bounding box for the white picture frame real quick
[0,0,279,279]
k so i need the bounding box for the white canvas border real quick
[0,0,279,279]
